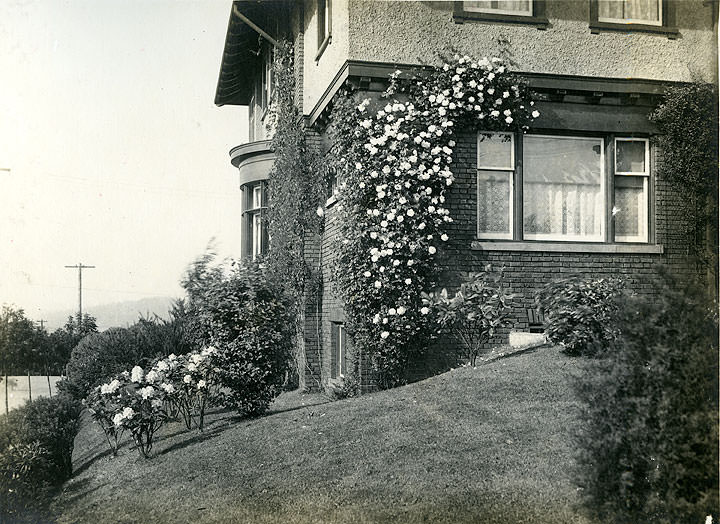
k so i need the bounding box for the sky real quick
[0,0,249,323]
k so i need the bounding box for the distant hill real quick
[43,296,177,332]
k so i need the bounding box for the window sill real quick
[589,21,678,38]
[315,34,332,62]
[454,11,549,29]
[471,240,664,254]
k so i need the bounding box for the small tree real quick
[423,267,513,366]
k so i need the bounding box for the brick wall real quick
[306,105,699,393]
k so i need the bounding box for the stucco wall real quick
[346,1,716,83]
[303,0,351,115]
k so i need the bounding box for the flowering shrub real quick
[171,347,221,431]
[422,267,514,366]
[182,256,294,416]
[328,54,538,386]
[87,347,223,456]
[536,276,624,357]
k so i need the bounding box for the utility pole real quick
[37,320,51,397]
[64,263,95,329]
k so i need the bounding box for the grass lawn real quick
[51,346,597,524]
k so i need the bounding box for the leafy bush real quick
[0,394,82,520]
[61,326,165,400]
[574,269,719,523]
[423,268,514,366]
[536,276,624,357]
[182,255,294,416]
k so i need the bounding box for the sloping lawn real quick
[51,346,597,524]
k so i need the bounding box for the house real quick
[215,0,718,392]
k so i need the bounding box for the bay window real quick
[477,132,651,244]
[243,182,267,259]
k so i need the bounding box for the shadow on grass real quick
[57,478,108,507]
[72,447,116,477]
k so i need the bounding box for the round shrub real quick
[61,326,164,400]
[536,276,624,357]
[0,394,82,521]
[574,269,718,523]
[182,256,294,416]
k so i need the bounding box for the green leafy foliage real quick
[423,268,513,366]
[574,268,719,523]
[61,326,165,400]
[328,54,538,387]
[650,83,718,280]
[181,254,294,416]
[0,394,82,521]
[264,41,325,389]
[536,276,624,357]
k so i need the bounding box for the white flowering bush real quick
[86,347,224,457]
[85,374,129,455]
[171,347,221,431]
[328,54,538,387]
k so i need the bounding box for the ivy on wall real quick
[650,83,719,287]
[264,41,326,388]
[326,55,539,387]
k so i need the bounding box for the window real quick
[590,0,676,35]
[331,323,347,379]
[477,133,514,239]
[598,0,661,25]
[464,0,532,17]
[244,182,267,259]
[316,0,332,60]
[454,0,547,27]
[613,138,649,242]
[477,132,651,244]
[523,135,605,242]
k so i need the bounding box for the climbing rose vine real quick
[329,54,539,387]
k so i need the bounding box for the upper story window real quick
[590,0,677,36]
[316,0,332,61]
[598,0,661,25]
[477,132,652,244]
[454,0,548,27]
[464,1,532,17]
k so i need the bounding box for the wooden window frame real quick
[477,132,654,246]
[330,322,347,379]
[589,0,678,37]
[315,0,332,61]
[613,138,650,243]
[244,182,268,260]
[454,0,549,28]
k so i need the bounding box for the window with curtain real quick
[614,138,649,242]
[477,133,514,239]
[597,0,662,25]
[464,0,532,16]
[523,136,605,242]
[477,132,652,244]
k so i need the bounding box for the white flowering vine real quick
[328,54,538,387]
